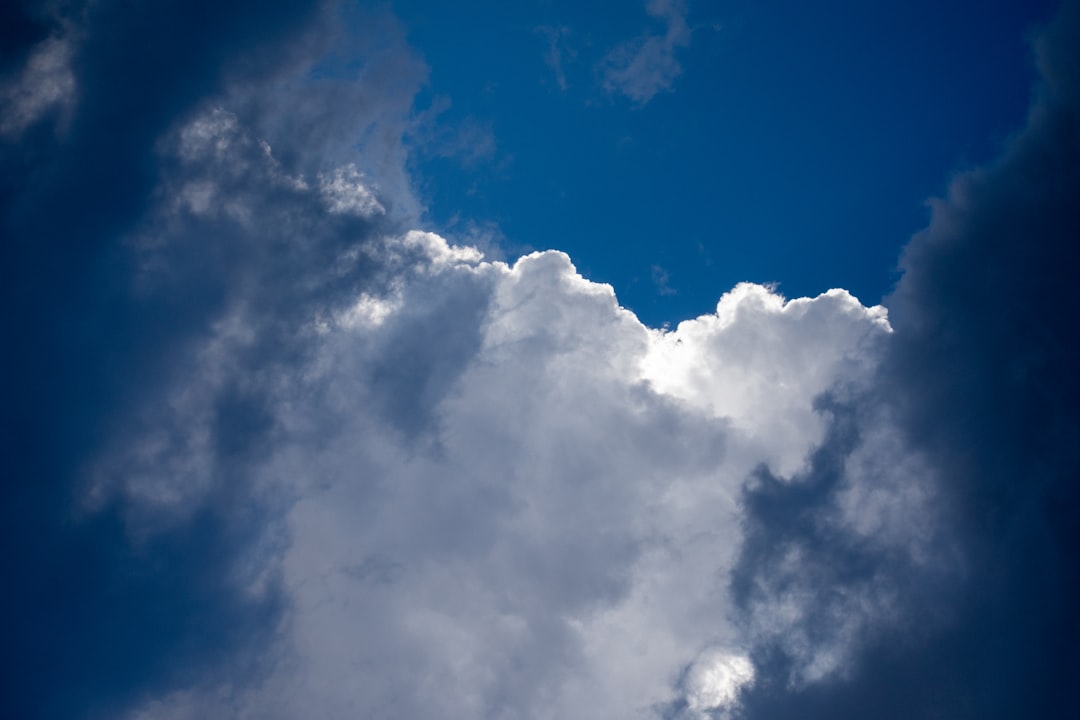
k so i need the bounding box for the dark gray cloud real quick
[731,2,1080,717]
[0,1,426,717]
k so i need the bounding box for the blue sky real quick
[2,1,1079,719]
[398,0,1057,325]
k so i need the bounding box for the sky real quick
[1,1,1078,719]
[398,0,1059,325]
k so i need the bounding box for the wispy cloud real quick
[537,25,576,90]
[651,264,677,295]
[410,96,498,168]
[0,33,76,137]
[598,0,692,105]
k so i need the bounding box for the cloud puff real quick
[682,650,756,717]
[598,0,692,105]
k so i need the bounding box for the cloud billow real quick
[111,243,891,719]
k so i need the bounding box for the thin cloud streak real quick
[537,25,575,91]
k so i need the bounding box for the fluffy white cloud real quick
[109,225,897,718]
[642,283,890,477]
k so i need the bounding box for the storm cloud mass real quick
[2,1,1078,719]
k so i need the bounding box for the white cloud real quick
[684,649,756,716]
[642,284,890,477]
[108,230,897,718]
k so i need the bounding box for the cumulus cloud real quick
[598,0,692,105]
[51,77,899,713]
[107,236,892,719]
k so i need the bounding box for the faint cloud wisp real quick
[537,25,576,90]
[598,0,691,105]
